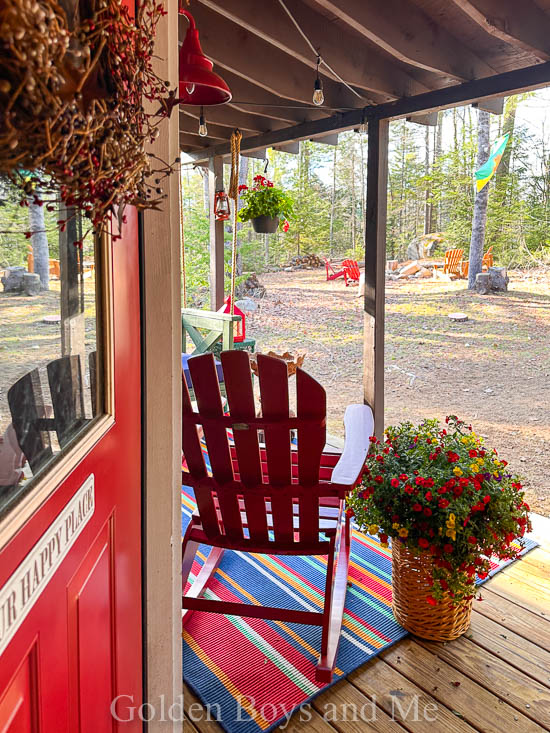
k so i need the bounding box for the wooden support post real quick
[364,118,389,438]
[208,156,225,310]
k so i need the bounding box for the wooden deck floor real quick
[183,540,550,733]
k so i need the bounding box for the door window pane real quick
[0,195,102,519]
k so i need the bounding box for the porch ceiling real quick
[179,0,550,159]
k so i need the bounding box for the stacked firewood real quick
[287,254,324,268]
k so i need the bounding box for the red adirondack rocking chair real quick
[324,257,347,283]
[182,351,373,683]
[342,259,360,285]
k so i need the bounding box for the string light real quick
[312,55,324,106]
[198,106,208,137]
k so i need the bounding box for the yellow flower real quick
[453,467,463,476]
[470,464,478,472]
[438,527,443,535]
[461,436,469,444]
[493,471,500,478]
[368,524,379,535]
[446,513,456,528]
[392,522,400,530]
[380,542,389,549]
[445,528,456,541]
[398,527,408,538]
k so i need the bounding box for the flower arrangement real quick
[238,175,293,230]
[348,416,531,606]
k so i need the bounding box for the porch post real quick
[208,156,225,310]
[364,117,389,438]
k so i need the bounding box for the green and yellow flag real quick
[474,133,509,193]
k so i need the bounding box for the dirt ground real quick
[245,267,550,517]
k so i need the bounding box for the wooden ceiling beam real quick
[179,133,212,149]
[307,0,496,80]
[184,61,550,163]
[179,6,362,109]
[406,111,439,126]
[180,107,288,134]
[217,69,330,123]
[448,0,550,61]
[195,0,427,99]
[179,113,233,140]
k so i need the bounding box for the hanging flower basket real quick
[238,176,293,233]
[252,215,279,234]
[347,416,531,642]
[391,541,473,641]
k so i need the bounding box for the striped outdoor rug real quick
[181,486,537,733]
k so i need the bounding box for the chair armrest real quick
[331,404,374,487]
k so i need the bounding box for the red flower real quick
[469,449,478,458]
[426,595,438,606]
[437,486,447,495]
[412,503,422,512]
[443,543,454,553]
[483,495,491,504]
[399,474,408,481]
[477,571,488,579]
[238,184,248,192]
[447,451,459,463]
[369,436,377,443]
[440,579,449,591]
[404,485,414,494]
[379,533,388,544]
[283,220,290,232]
[418,538,430,549]
[415,477,424,486]
[425,491,433,501]
[467,536,477,545]
[376,455,384,463]
[346,508,354,518]
[423,507,432,517]
[374,475,384,484]
[424,478,435,488]
[391,478,400,488]
[438,498,450,509]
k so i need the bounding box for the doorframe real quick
[140,0,182,727]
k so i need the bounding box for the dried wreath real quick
[0,0,178,240]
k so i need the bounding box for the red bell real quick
[178,10,232,106]
[218,297,245,342]
[214,190,230,221]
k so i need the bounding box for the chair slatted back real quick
[443,249,464,274]
[342,259,360,281]
[182,352,331,549]
[482,246,494,269]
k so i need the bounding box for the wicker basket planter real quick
[392,541,474,641]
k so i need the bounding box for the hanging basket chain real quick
[228,129,242,316]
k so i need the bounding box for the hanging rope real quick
[228,129,242,315]
[179,159,187,307]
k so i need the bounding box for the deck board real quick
[183,542,550,733]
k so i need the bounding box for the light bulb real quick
[198,108,208,137]
[185,82,196,95]
[312,78,324,106]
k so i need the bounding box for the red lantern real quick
[218,297,245,342]
[178,10,232,106]
[214,191,230,221]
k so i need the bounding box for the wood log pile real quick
[285,254,324,269]
[236,272,266,298]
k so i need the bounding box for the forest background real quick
[1,90,550,302]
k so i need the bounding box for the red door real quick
[0,209,142,731]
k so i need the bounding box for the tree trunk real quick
[424,125,431,235]
[329,146,337,255]
[236,155,248,276]
[350,145,356,250]
[28,196,49,290]
[468,109,491,289]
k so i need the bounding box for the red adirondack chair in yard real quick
[342,259,360,285]
[182,351,373,683]
[324,257,347,283]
